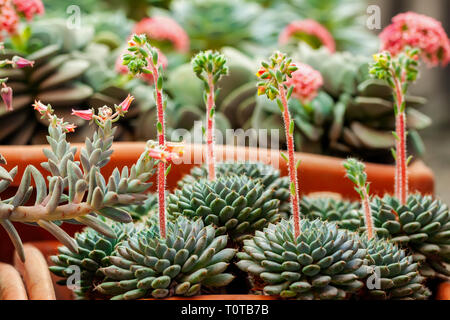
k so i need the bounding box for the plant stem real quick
[361,188,374,239]
[278,84,301,239]
[151,63,167,239]
[393,75,408,205]
[206,74,216,180]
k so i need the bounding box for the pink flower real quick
[115,47,168,84]
[146,147,179,163]
[32,100,50,114]
[165,141,185,158]
[284,62,323,103]
[380,12,450,67]
[71,109,93,121]
[0,2,19,39]
[63,123,76,133]
[12,0,44,21]
[279,19,336,53]
[1,83,13,111]
[132,16,190,53]
[12,55,34,68]
[117,94,134,113]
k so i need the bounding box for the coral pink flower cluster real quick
[284,62,323,103]
[0,0,44,40]
[380,12,450,67]
[12,0,44,21]
[115,47,168,84]
[133,16,190,53]
[145,141,184,163]
[33,100,76,133]
[279,19,336,53]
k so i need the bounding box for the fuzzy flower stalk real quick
[343,158,374,239]
[256,51,303,238]
[191,51,228,180]
[370,49,419,204]
[122,34,169,238]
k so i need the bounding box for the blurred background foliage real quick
[0,0,447,171]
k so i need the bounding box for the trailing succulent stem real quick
[344,158,374,239]
[0,101,156,262]
[370,49,419,204]
[192,51,228,181]
[97,216,236,300]
[122,34,169,238]
[257,51,301,239]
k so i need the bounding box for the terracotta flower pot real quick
[0,262,27,300]
[436,282,450,300]
[0,142,434,262]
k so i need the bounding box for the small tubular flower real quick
[71,109,93,121]
[1,82,13,111]
[11,56,34,68]
[284,62,323,104]
[132,16,190,53]
[279,19,336,53]
[380,12,450,67]
[116,94,134,115]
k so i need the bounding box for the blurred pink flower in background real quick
[115,47,168,84]
[279,19,336,53]
[132,16,190,53]
[0,1,19,38]
[13,0,44,21]
[380,12,450,67]
[1,83,13,111]
[284,62,323,104]
[71,109,93,121]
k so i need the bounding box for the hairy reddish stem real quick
[393,75,408,205]
[206,74,216,180]
[361,188,374,239]
[279,84,301,239]
[152,63,166,238]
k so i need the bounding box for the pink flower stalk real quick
[115,47,168,84]
[11,55,34,68]
[117,94,134,114]
[12,0,44,21]
[132,16,190,53]
[1,82,13,111]
[380,12,450,67]
[284,62,323,104]
[279,19,336,53]
[71,109,93,121]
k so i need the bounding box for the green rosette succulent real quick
[49,220,135,299]
[121,193,159,222]
[300,196,362,231]
[367,194,450,279]
[96,216,236,300]
[179,162,290,217]
[236,218,369,300]
[168,174,281,242]
[357,236,431,300]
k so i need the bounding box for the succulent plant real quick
[170,0,262,52]
[179,162,290,217]
[0,101,157,262]
[300,196,361,231]
[368,195,450,280]
[96,216,236,299]
[251,44,430,162]
[49,220,135,299]
[0,19,117,144]
[167,174,281,242]
[357,236,431,300]
[122,192,159,222]
[236,218,369,299]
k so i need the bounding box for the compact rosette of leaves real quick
[358,235,430,300]
[167,174,281,242]
[368,195,450,279]
[300,196,362,231]
[236,218,369,300]
[179,162,290,218]
[48,219,135,299]
[0,99,156,262]
[96,216,236,300]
